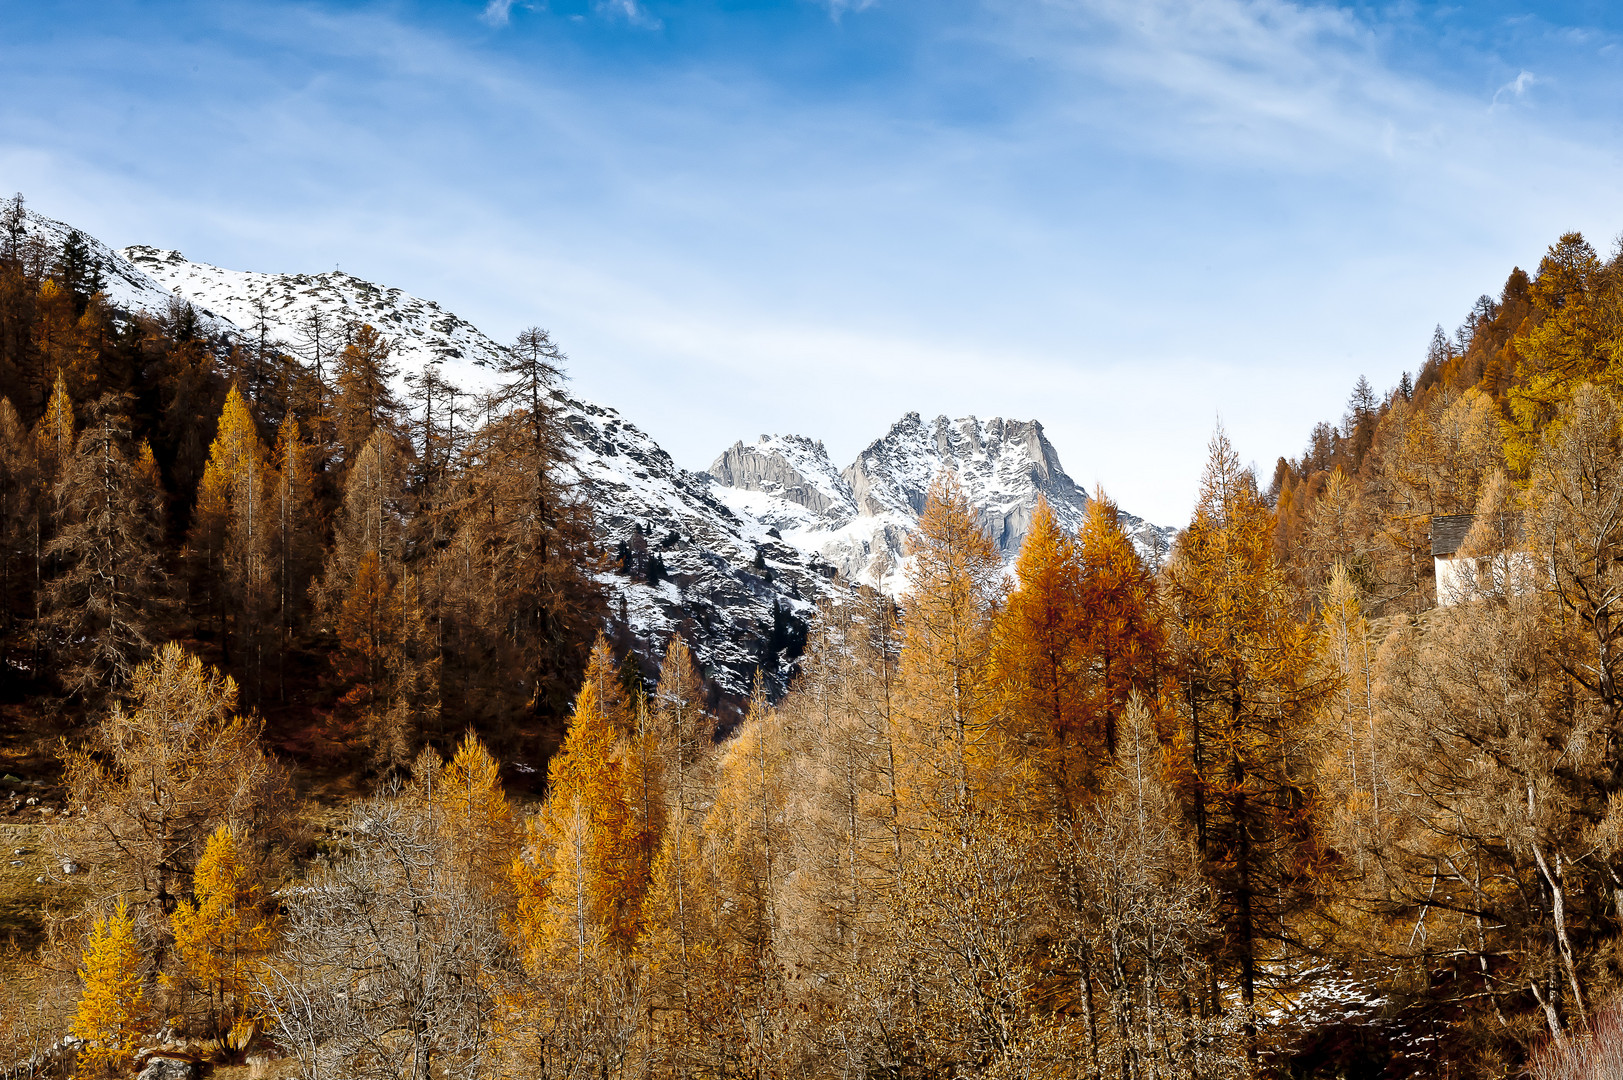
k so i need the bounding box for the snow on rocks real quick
[15,209,236,336]
[708,413,1176,593]
[88,234,846,703]
[19,208,1170,704]
[121,246,507,394]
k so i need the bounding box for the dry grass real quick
[213,1058,302,1079]
[1531,1002,1623,1080]
[0,823,52,936]
[0,820,79,989]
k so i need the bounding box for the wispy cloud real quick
[818,0,878,19]
[595,0,662,30]
[8,0,1623,522]
[1492,69,1538,107]
[985,0,1594,198]
[480,0,517,27]
[993,0,1417,169]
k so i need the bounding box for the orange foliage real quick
[334,549,399,701]
[994,493,1165,820]
[898,472,1004,820]
[510,635,647,965]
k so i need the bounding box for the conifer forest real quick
[6,197,1623,1080]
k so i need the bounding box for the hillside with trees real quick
[3,195,1623,1078]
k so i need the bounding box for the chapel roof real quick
[1430,514,1476,558]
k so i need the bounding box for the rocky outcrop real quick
[709,413,1175,594]
[709,436,854,519]
[134,1048,201,1079]
[841,413,1089,553]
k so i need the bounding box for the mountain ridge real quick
[13,207,1171,703]
[707,414,1174,592]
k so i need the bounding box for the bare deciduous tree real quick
[261,791,507,1080]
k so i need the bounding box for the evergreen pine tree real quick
[54,229,102,313]
[43,396,165,694]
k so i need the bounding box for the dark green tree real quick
[43,396,167,695]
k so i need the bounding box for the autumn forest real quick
[4,196,1623,1080]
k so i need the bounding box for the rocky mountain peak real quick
[708,412,1175,593]
[708,434,856,521]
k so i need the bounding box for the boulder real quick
[134,1049,200,1079]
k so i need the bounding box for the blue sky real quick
[4,0,1623,523]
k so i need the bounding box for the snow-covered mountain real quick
[123,247,507,395]
[107,236,840,702]
[15,213,237,337]
[709,416,1175,593]
[14,207,1172,703]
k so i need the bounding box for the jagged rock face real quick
[843,412,1088,551]
[708,413,1175,594]
[709,435,857,520]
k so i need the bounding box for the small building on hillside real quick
[1430,512,1529,606]
[1430,514,1476,606]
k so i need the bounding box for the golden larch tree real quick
[167,824,279,1046]
[193,386,273,690]
[898,472,1004,823]
[33,368,73,483]
[511,635,642,965]
[32,370,73,605]
[1164,426,1333,1067]
[431,731,520,905]
[1073,490,1165,766]
[1320,561,1383,854]
[52,643,286,916]
[697,673,804,1073]
[270,414,318,696]
[70,898,149,1077]
[1506,233,1614,468]
[333,323,399,469]
[990,495,1089,818]
[640,636,719,1064]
